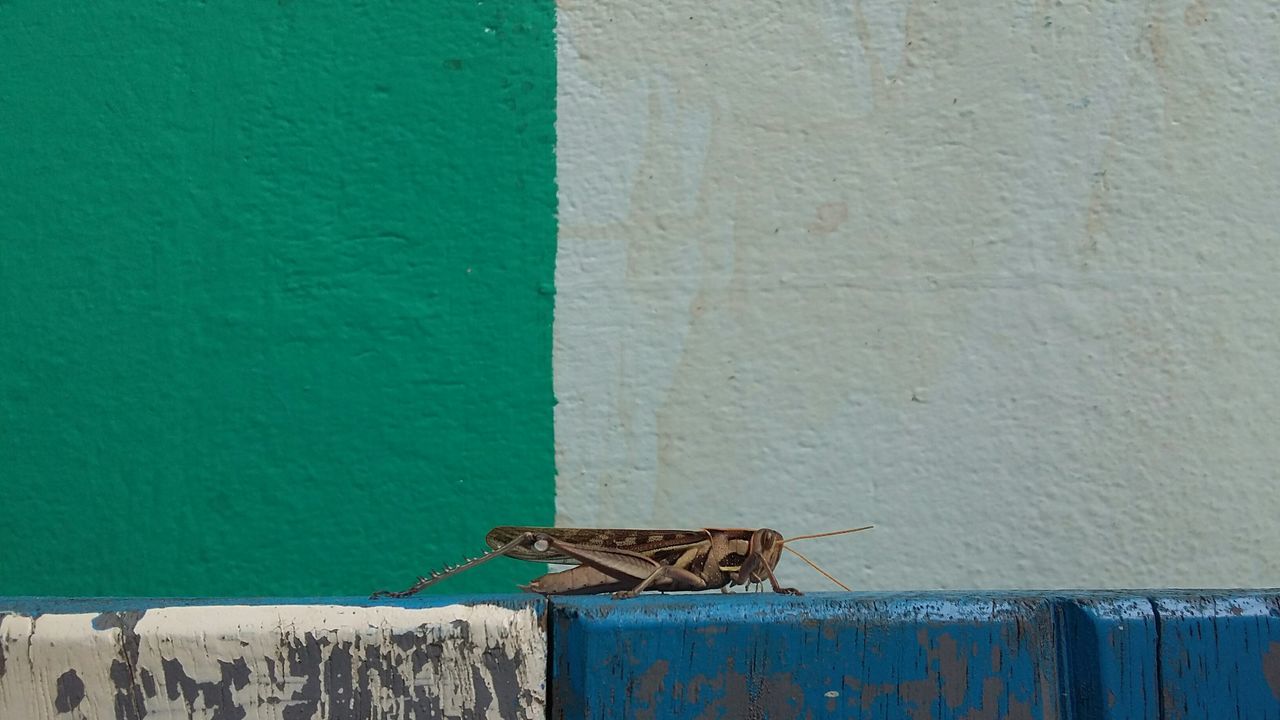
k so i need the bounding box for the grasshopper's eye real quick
[533,538,550,552]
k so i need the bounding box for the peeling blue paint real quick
[1152,593,1280,719]
[551,590,1280,719]
[552,592,1060,719]
[1056,595,1158,719]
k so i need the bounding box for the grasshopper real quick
[370,525,872,600]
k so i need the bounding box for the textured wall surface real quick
[0,599,546,719]
[0,3,557,595]
[554,1,1280,589]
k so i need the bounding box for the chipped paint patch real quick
[0,604,545,720]
[1264,641,1280,701]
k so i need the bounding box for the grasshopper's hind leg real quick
[370,532,536,599]
[610,545,708,599]
[610,564,707,599]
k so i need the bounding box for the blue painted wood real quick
[1056,595,1159,720]
[1152,592,1280,719]
[551,592,1063,720]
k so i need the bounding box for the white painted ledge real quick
[0,600,545,720]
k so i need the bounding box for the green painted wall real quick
[0,2,556,596]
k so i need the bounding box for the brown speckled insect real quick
[370,525,872,600]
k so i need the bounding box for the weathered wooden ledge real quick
[2,591,1278,719]
[0,596,546,720]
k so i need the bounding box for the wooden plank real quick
[550,592,1062,720]
[1056,594,1159,720]
[0,597,546,720]
[1152,592,1280,720]
[7,591,1280,718]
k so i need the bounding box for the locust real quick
[370,525,872,600]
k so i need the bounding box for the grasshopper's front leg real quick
[732,529,803,596]
[761,562,802,595]
[732,557,801,595]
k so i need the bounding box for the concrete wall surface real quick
[554,1,1280,589]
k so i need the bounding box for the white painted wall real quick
[554,1,1280,590]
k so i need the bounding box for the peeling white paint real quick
[0,613,121,720]
[0,604,545,720]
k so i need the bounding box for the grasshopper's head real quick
[731,528,785,586]
[729,525,874,591]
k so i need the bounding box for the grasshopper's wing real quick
[485,527,710,563]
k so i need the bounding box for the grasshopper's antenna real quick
[778,525,871,591]
[783,545,852,591]
[782,525,874,544]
